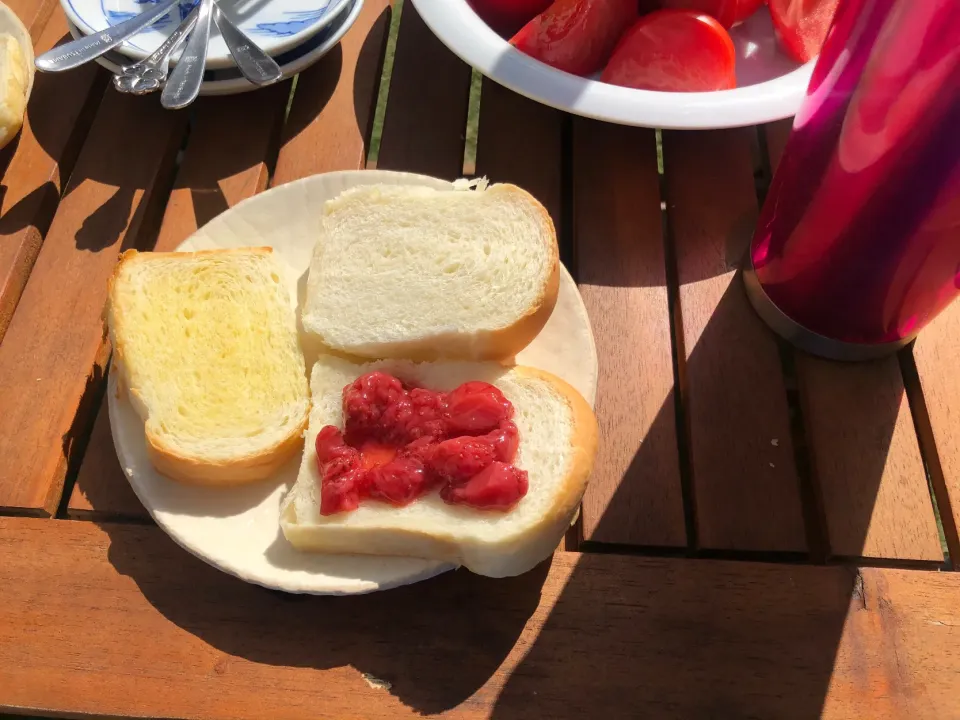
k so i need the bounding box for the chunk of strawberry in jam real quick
[380,387,449,443]
[315,427,370,515]
[427,436,497,482]
[408,387,449,439]
[444,381,513,435]
[317,372,528,515]
[320,468,369,515]
[367,457,432,506]
[440,461,529,510]
[400,435,438,464]
[342,371,405,438]
[486,420,520,462]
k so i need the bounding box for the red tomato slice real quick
[510,0,638,77]
[600,10,737,91]
[659,0,766,28]
[468,0,554,37]
[769,0,839,63]
[733,0,766,23]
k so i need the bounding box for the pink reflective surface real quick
[752,0,960,345]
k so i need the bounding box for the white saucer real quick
[67,0,361,96]
[108,170,599,595]
[61,0,353,70]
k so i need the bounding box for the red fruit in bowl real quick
[769,0,839,63]
[510,0,638,77]
[601,10,737,91]
[468,0,554,37]
[660,0,765,28]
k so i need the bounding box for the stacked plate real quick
[62,0,363,95]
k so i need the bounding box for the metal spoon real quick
[36,0,180,72]
[113,5,200,95]
[214,4,283,87]
[161,0,214,109]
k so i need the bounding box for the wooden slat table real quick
[2,3,959,718]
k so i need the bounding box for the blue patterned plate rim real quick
[61,0,353,70]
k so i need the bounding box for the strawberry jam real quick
[316,371,528,515]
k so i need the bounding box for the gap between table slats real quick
[0,8,106,341]
[573,120,686,549]
[906,304,960,569]
[373,0,472,179]
[67,0,394,521]
[662,128,806,553]
[2,516,960,720]
[762,121,944,564]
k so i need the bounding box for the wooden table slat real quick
[911,301,960,566]
[2,516,959,720]
[0,9,104,341]
[273,0,391,184]
[0,93,186,514]
[4,0,58,44]
[373,1,472,179]
[763,118,793,174]
[474,78,564,242]
[762,122,943,562]
[662,128,806,552]
[797,355,943,561]
[573,119,686,548]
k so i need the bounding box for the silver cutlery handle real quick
[214,5,283,87]
[114,6,200,95]
[137,5,201,73]
[35,0,180,72]
[162,0,214,110]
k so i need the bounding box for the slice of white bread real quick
[0,33,27,150]
[107,248,310,485]
[280,354,598,578]
[301,181,559,361]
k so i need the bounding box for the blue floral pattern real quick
[253,7,333,37]
[81,0,340,45]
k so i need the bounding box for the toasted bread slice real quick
[107,248,310,485]
[300,181,559,361]
[280,355,598,578]
[0,32,27,150]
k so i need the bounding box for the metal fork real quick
[113,3,201,95]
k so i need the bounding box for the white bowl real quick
[411,0,815,129]
[62,0,353,71]
[66,0,360,96]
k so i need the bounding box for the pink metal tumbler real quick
[744,0,960,360]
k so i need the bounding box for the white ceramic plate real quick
[412,0,814,129]
[108,170,599,595]
[62,0,352,70]
[66,0,360,96]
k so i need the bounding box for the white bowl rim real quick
[411,0,815,129]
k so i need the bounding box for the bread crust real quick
[281,364,598,577]
[108,248,308,486]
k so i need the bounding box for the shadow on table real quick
[97,276,902,719]
[104,531,548,715]
[484,287,907,714]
